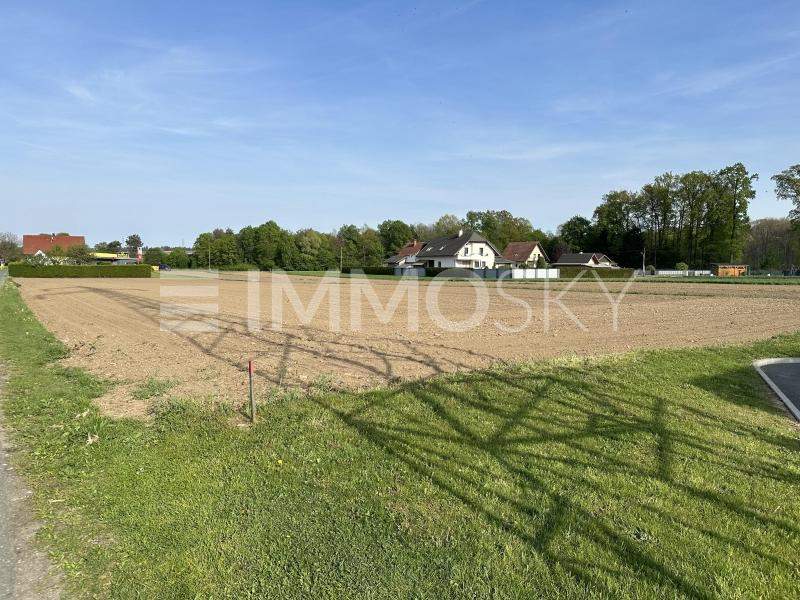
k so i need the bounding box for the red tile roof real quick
[502,241,545,262]
[23,234,86,255]
[397,240,425,258]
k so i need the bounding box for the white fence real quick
[511,268,560,280]
[653,269,711,277]
[395,267,560,279]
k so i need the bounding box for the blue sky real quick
[2,1,799,246]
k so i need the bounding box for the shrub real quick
[424,267,475,278]
[8,264,151,278]
[217,263,259,271]
[345,266,396,276]
[558,267,636,280]
[675,262,689,271]
[646,265,656,275]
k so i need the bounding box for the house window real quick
[479,247,484,256]
[463,246,469,256]
[437,261,441,268]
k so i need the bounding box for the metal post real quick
[248,360,255,423]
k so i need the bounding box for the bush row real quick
[217,263,260,271]
[341,266,397,275]
[557,267,635,280]
[8,264,152,278]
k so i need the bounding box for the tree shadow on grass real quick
[311,364,800,597]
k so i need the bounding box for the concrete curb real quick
[753,358,800,422]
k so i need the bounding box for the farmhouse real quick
[23,234,86,255]
[386,240,426,267]
[415,229,509,269]
[554,252,619,268]
[502,241,548,267]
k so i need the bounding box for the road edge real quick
[0,366,62,599]
[753,358,800,422]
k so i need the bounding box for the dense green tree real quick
[772,164,800,226]
[295,229,336,271]
[95,240,123,253]
[143,247,166,266]
[432,214,463,236]
[378,220,415,255]
[211,235,242,266]
[558,216,593,252]
[464,210,539,249]
[713,163,756,263]
[192,233,214,269]
[360,228,385,266]
[66,244,94,264]
[236,226,259,264]
[164,248,190,269]
[125,234,142,256]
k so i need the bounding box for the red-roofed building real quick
[502,241,548,267]
[385,239,426,266]
[23,234,86,255]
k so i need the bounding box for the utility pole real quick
[208,245,211,271]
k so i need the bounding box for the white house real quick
[501,241,549,267]
[415,230,509,269]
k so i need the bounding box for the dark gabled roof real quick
[416,230,503,258]
[554,252,617,266]
[554,252,599,264]
[502,241,547,262]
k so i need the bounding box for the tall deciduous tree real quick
[772,164,800,226]
[558,216,593,252]
[713,163,757,263]
[377,220,415,255]
[125,234,142,255]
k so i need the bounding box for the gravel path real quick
[0,369,61,599]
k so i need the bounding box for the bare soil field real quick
[16,273,800,417]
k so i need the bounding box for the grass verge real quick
[1,281,799,598]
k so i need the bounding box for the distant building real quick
[502,241,548,267]
[23,234,85,255]
[711,264,748,277]
[554,252,619,268]
[386,240,426,267]
[415,229,509,269]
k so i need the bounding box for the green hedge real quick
[341,266,396,276]
[557,267,635,280]
[8,264,152,278]
[217,263,260,271]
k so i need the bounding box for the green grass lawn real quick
[1,281,799,598]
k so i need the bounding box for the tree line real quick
[187,211,549,271]
[2,163,798,271]
[558,163,800,270]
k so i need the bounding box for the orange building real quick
[711,264,748,277]
[22,234,86,255]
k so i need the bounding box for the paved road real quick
[756,360,800,421]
